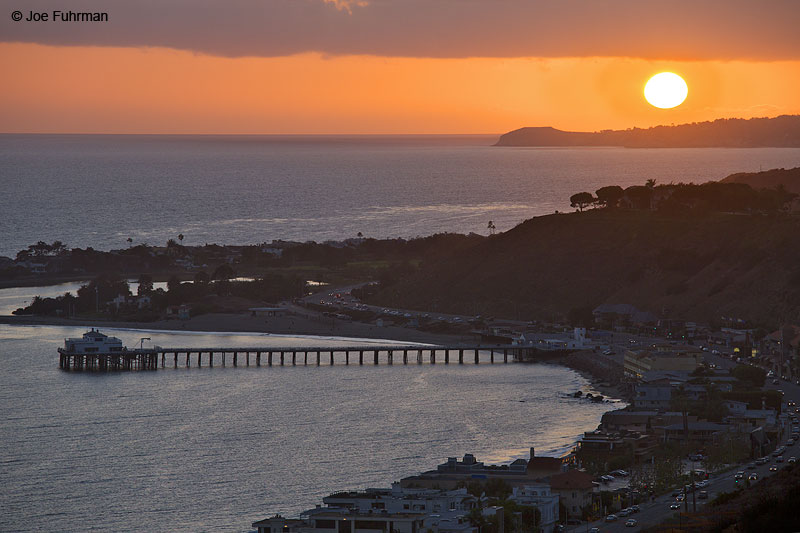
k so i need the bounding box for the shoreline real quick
[0,312,469,346]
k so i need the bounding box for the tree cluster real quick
[569,180,797,214]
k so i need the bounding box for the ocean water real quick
[0,324,619,532]
[1,134,799,258]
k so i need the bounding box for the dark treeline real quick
[569,180,798,214]
[8,233,486,320]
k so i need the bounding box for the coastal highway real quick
[573,435,799,532]
[570,361,800,532]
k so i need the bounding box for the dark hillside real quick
[367,210,800,326]
[722,166,800,194]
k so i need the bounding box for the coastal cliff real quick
[495,115,800,148]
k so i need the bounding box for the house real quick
[633,380,673,410]
[577,431,659,464]
[663,422,731,444]
[400,450,565,490]
[723,400,748,416]
[252,515,307,533]
[726,409,778,432]
[509,483,560,533]
[548,470,594,520]
[301,509,425,533]
[322,484,477,516]
[624,348,703,379]
[166,304,191,320]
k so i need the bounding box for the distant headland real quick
[495,115,800,148]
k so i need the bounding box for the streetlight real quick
[140,337,151,350]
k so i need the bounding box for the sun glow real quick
[644,72,688,109]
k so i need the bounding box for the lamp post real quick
[140,337,150,350]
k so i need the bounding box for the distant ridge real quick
[495,115,800,148]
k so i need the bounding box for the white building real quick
[63,329,124,353]
[510,483,560,533]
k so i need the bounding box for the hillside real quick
[721,166,800,194]
[367,210,800,327]
[495,115,800,148]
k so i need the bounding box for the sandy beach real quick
[0,311,469,346]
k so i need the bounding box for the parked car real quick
[605,514,618,522]
[625,518,638,527]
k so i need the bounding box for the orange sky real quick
[2,42,799,134]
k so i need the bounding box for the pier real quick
[58,344,543,372]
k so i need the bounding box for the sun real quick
[644,72,688,109]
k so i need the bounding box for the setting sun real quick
[644,72,688,109]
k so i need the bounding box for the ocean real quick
[0,324,618,532]
[2,135,799,531]
[1,134,799,258]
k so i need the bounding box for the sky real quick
[1,0,799,134]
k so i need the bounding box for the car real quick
[734,471,745,481]
[619,508,631,517]
[676,494,685,501]
[611,469,629,477]
[748,473,758,481]
[789,457,797,463]
[773,379,780,385]
[770,465,778,472]
[670,503,681,510]
[789,401,796,407]
[747,462,757,469]
[756,457,769,465]
[777,456,784,463]
[625,518,638,527]
[605,514,618,522]
[630,505,640,513]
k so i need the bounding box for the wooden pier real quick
[58,344,540,372]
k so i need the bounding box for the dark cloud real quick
[2,0,798,60]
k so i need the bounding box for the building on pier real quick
[63,328,124,353]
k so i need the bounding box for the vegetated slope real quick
[495,115,800,147]
[721,166,800,194]
[369,210,800,327]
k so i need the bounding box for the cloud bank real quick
[1,0,798,60]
